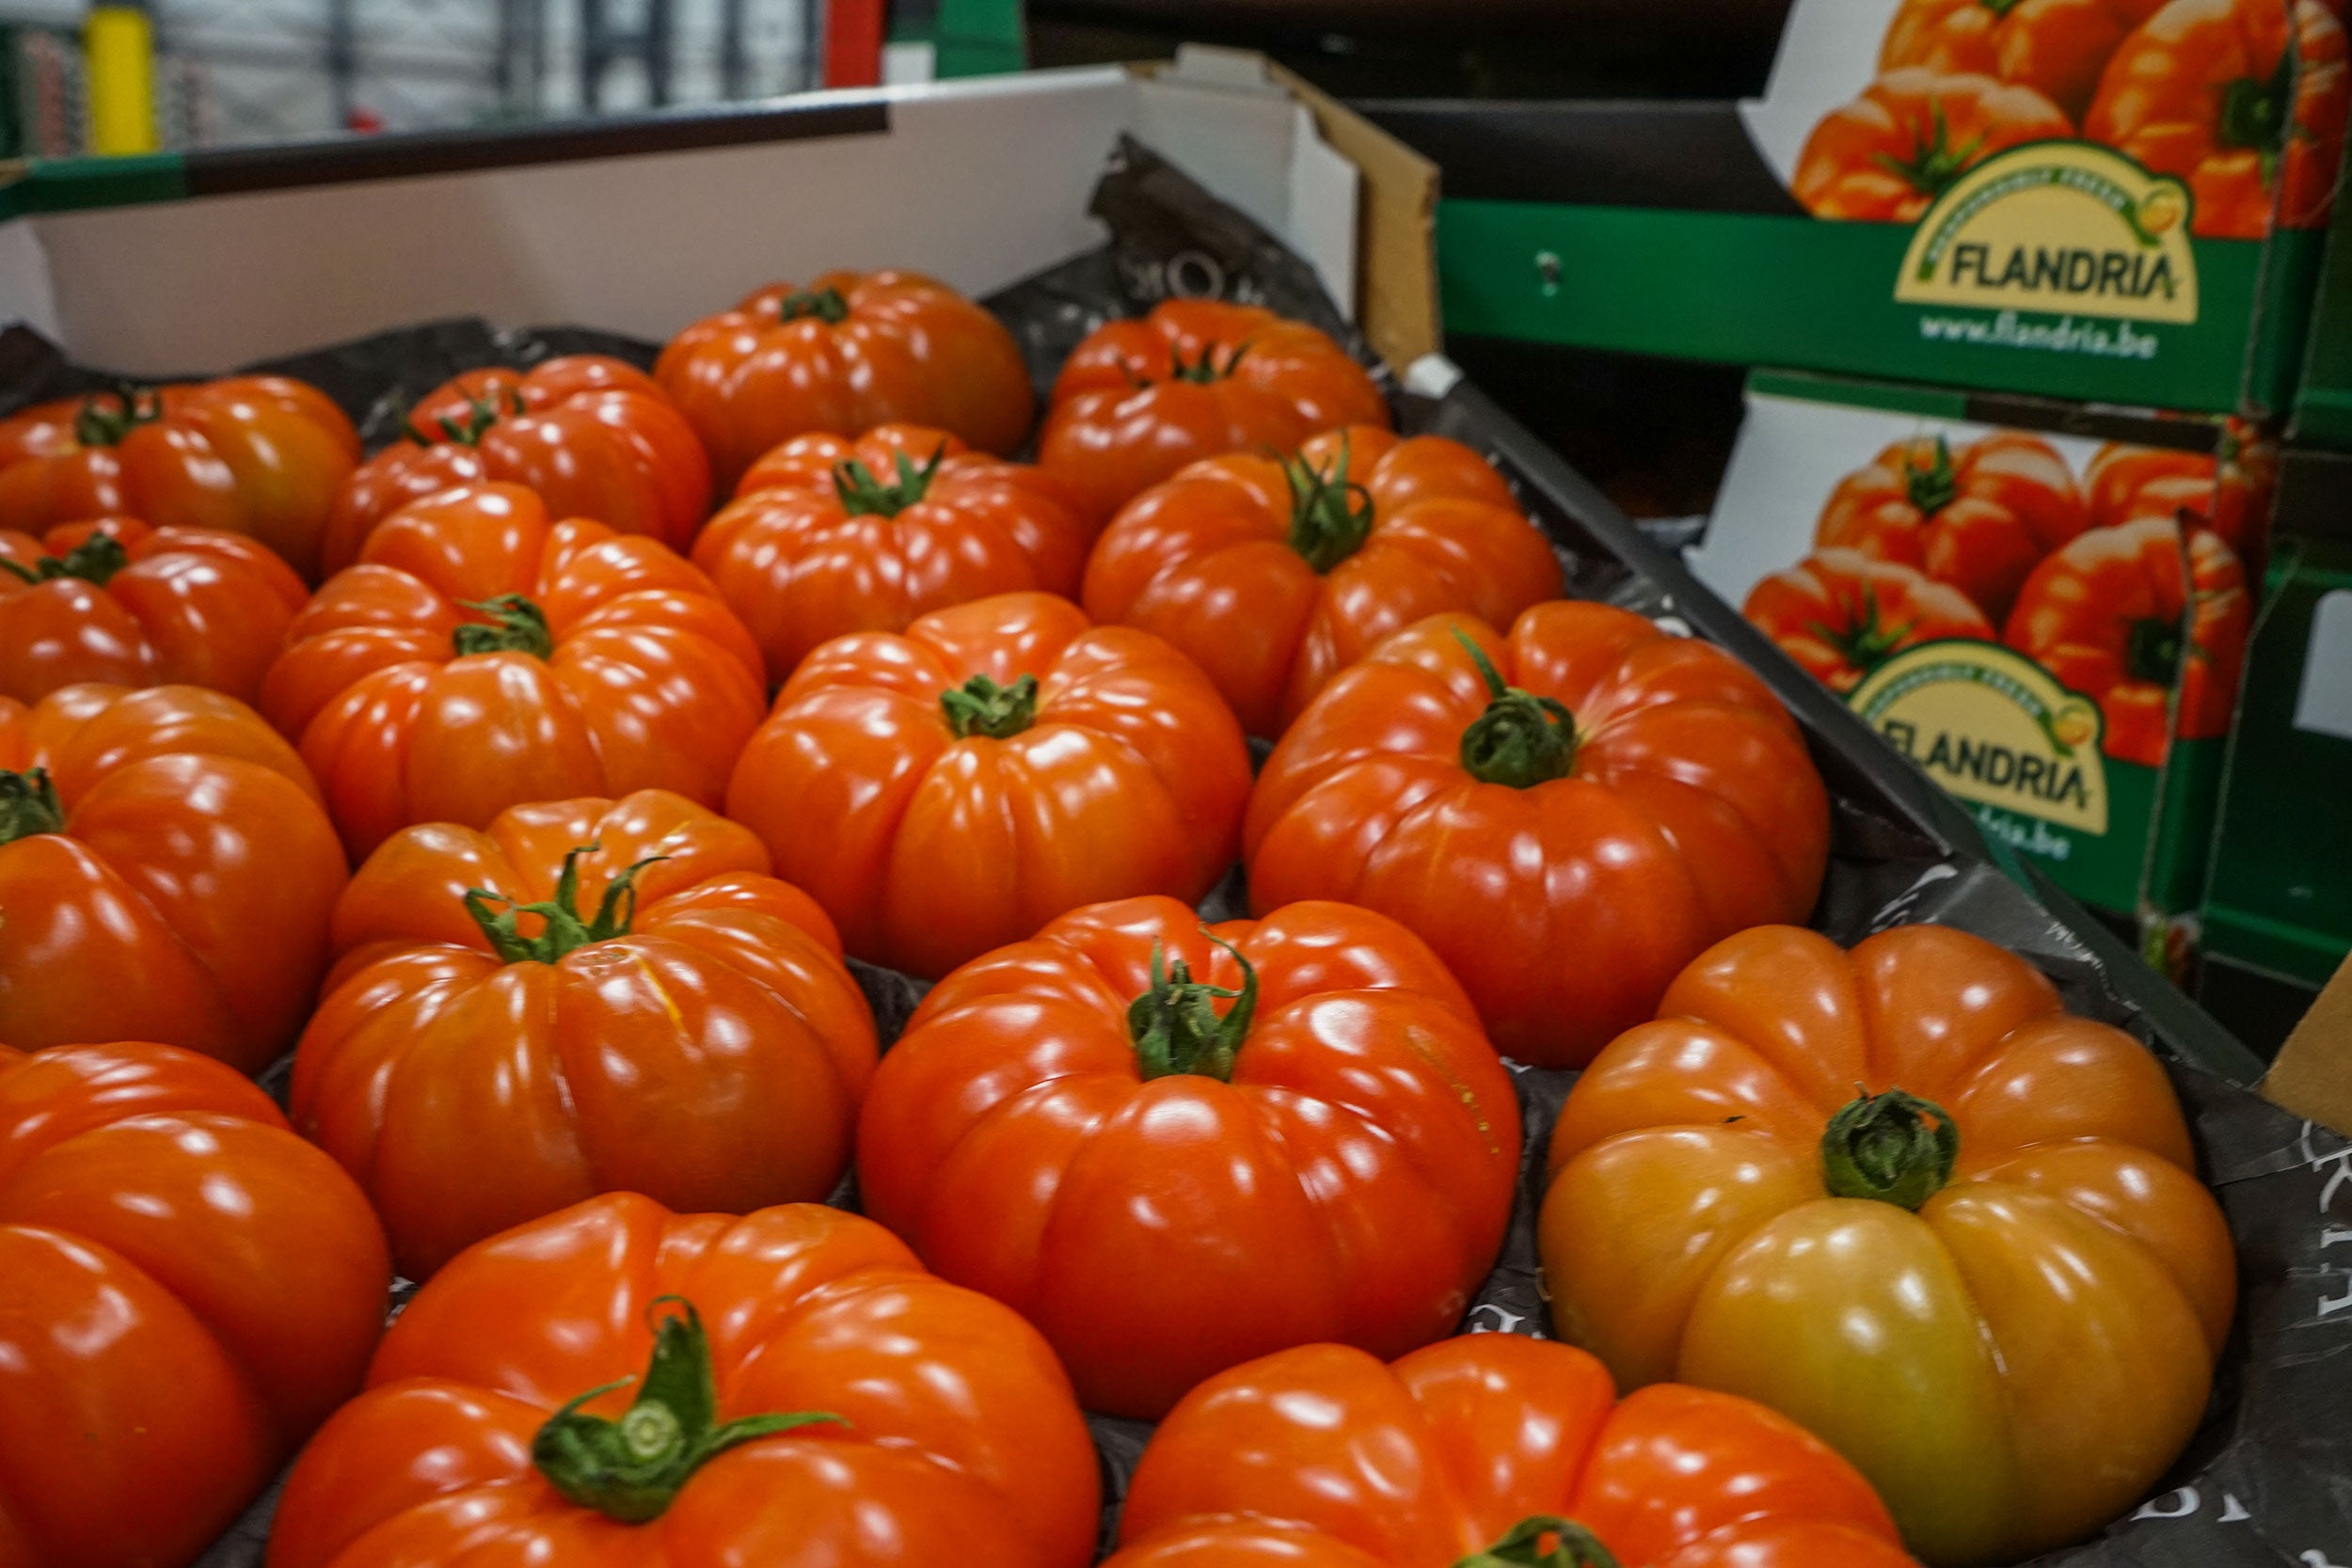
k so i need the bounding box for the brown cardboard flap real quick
[2263,949,2352,1134]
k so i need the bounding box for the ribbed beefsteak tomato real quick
[2082,433,2272,556]
[1109,1336,1915,1568]
[1039,301,1391,522]
[655,271,1036,490]
[1879,0,2169,119]
[1815,432,2086,622]
[1744,549,1995,692]
[857,895,1519,1420]
[263,1193,1100,1568]
[322,355,712,574]
[1539,924,2234,1566]
[0,1040,389,1568]
[0,682,345,1069]
[725,591,1251,978]
[0,377,360,580]
[2003,514,2249,764]
[1795,69,2074,221]
[695,423,1092,684]
[0,517,307,705]
[1246,606,1830,1067]
[294,788,878,1279]
[1082,425,1564,738]
[259,483,766,859]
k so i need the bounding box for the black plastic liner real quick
[4,136,2345,1568]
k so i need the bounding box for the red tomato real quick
[1039,301,1392,522]
[1083,425,1564,738]
[857,895,1519,1419]
[295,789,878,1278]
[0,377,360,580]
[2081,430,2273,557]
[655,271,1036,491]
[1795,70,2075,221]
[726,591,1252,978]
[2004,515,2250,764]
[1880,0,2170,119]
[1743,549,1996,693]
[1246,606,1830,1068]
[0,1039,389,1568]
[322,355,713,575]
[1814,432,2087,623]
[695,423,1092,685]
[259,483,767,860]
[1109,1336,1915,1568]
[264,1194,1100,1568]
[0,683,345,1069]
[0,516,307,705]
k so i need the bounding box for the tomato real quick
[725,591,1251,978]
[1743,549,1995,693]
[1082,426,1564,738]
[2087,0,2350,236]
[0,1039,388,1568]
[694,423,1092,685]
[655,271,1036,491]
[0,377,360,580]
[857,895,1518,1420]
[1245,605,1830,1068]
[1814,432,2086,622]
[2081,428,2273,557]
[1880,0,2169,119]
[259,483,767,861]
[1039,301,1392,522]
[2003,514,2249,764]
[1795,69,2075,221]
[0,516,307,705]
[294,788,878,1279]
[1109,1335,1915,1568]
[1539,924,2233,1565]
[321,355,713,575]
[0,683,345,1069]
[264,1192,1100,1568]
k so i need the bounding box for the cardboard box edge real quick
[2263,948,2352,1135]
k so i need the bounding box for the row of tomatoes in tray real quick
[0,277,2233,1568]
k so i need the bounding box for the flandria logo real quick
[1895,142,2198,325]
[1850,641,2111,835]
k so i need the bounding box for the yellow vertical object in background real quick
[86,4,158,154]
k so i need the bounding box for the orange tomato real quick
[2081,429,2273,557]
[1880,0,2170,119]
[1743,549,1995,693]
[1795,69,2075,221]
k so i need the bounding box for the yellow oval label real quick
[1895,142,2197,326]
[1850,641,2109,834]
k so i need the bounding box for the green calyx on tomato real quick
[2220,46,2296,163]
[833,444,949,518]
[1454,1515,1623,1568]
[0,531,128,589]
[465,841,669,965]
[1808,583,1919,679]
[532,1296,845,1524]
[1820,1086,1959,1211]
[1901,435,1960,517]
[1129,931,1259,1082]
[1284,435,1377,574]
[1875,98,1988,199]
[2127,614,2188,688]
[1166,341,1249,385]
[0,768,65,845]
[1454,629,1579,789]
[71,388,165,449]
[411,388,528,448]
[941,673,1040,739]
[453,594,557,659]
[775,286,851,325]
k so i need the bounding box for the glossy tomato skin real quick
[2090,0,2348,237]
[0,684,345,1069]
[0,517,308,705]
[1744,549,1995,692]
[1083,425,1564,738]
[264,1193,1101,1568]
[1796,70,2074,221]
[2003,515,2249,764]
[1815,432,2086,623]
[260,483,767,860]
[655,272,1036,491]
[1109,1336,1915,1568]
[857,896,1520,1420]
[1246,605,1831,1068]
[695,423,1092,685]
[1880,0,2169,119]
[0,1039,389,1568]
[726,591,1252,978]
[1539,925,2233,1566]
[322,356,712,575]
[0,378,360,581]
[2081,434,2273,559]
[1039,301,1392,523]
[294,789,879,1279]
